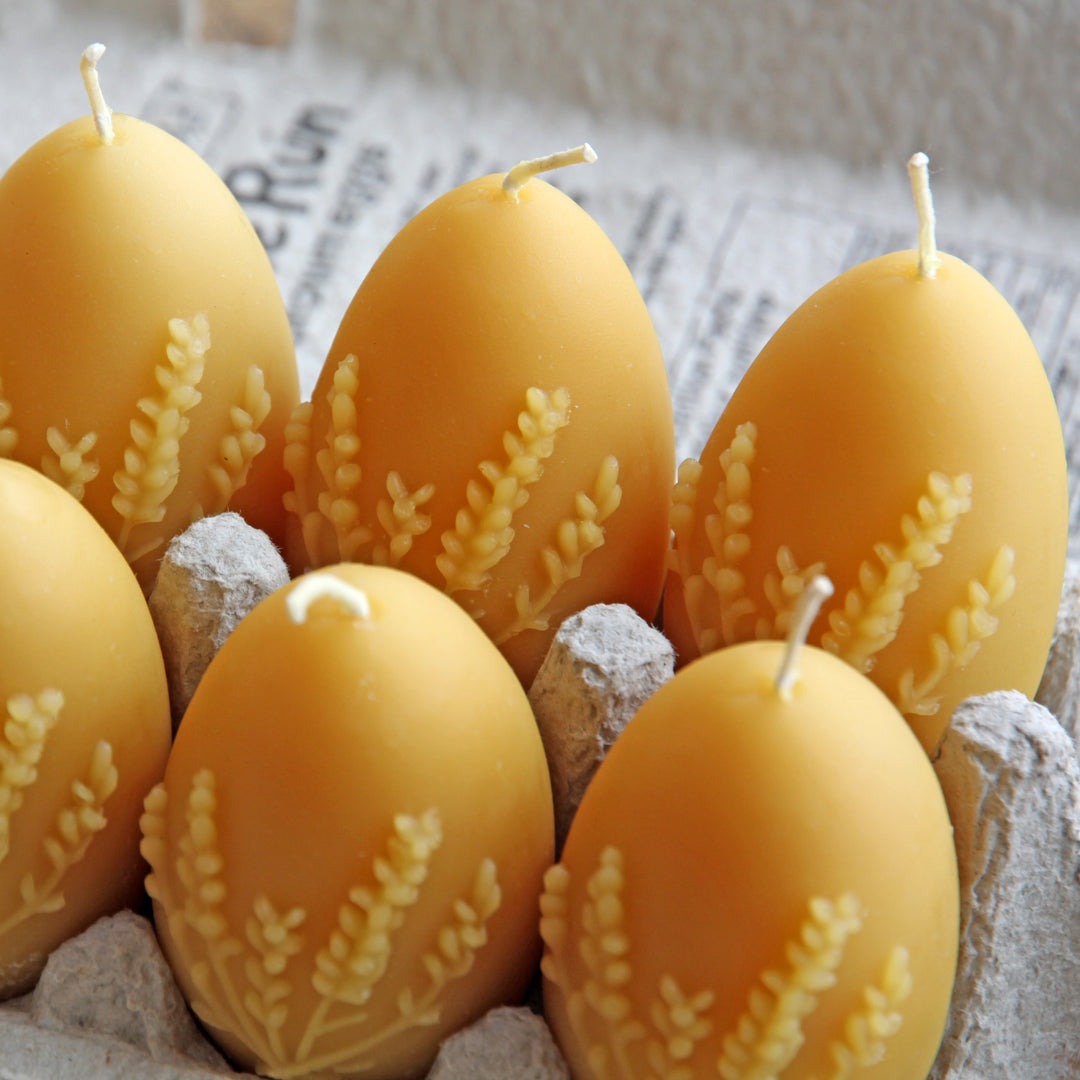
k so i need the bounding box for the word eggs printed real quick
[0,460,171,997]
[141,565,555,1080]
[284,146,676,685]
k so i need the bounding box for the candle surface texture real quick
[540,635,960,1080]
[0,51,300,588]
[664,247,1068,752]
[284,153,675,685]
[0,459,171,998]
[141,564,555,1079]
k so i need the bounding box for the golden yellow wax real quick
[141,564,555,1080]
[541,631,959,1080]
[0,49,299,587]
[664,245,1068,753]
[0,459,171,998]
[284,147,675,686]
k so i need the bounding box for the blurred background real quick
[3,0,1079,211]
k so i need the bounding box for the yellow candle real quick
[141,564,554,1079]
[0,45,300,588]
[284,145,675,685]
[542,578,959,1080]
[0,459,171,998]
[664,153,1068,753]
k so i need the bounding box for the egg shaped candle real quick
[284,145,675,686]
[0,46,300,588]
[0,458,171,998]
[664,154,1068,753]
[542,578,959,1080]
[140,564,555,1079]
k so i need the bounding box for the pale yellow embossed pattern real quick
[760,546,826,642]
[496,455,622,644]
[438,386,572,595]
[113,313,209,561]
[0,737,117,941]
[0,690,64,865]
[314,354,371,563]
[42,428,100,502]
[281,399,320,562]
[540,848,911,1080]
[809,946,912,1080]
[197,365,272,521]
[675,422,758,654]
[821,473,973,674]
[897,545,1016,717]
[670,429,1017,721]
[140,776,502,1078]
[373,472,436,567]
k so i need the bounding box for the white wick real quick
[502,143,597,201]
[286,573,373,624]
[774,575,835,701]
[80,43,114,145]
[907,151,940,279]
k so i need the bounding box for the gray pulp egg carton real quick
[2,514,1079,1080]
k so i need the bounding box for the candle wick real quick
[907,152,940,279]
[774,575,835,701]
[501,143,597,201]
[286,573,373,624]
[80,43,115,145]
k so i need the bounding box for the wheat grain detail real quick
[112,313,210,561]
[437,386,571,595]
[140,774,503,1078]
[540,849,911,1080]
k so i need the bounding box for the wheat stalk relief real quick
[0,313,272,568]
[668,421,1016,720]
[0,689,119,942]
[540,846,912,1080]
[285,356,624,643]
[140,774,502,1078]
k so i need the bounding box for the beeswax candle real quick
[141,564,554,1079]
[664,153,1068,752]
[0,459,171,998]
[284,145,675,685]
[0,45,300,587]
[542,578,959,1080]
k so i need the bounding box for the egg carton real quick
[1,514,1078,1080]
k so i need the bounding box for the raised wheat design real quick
[284,379,624,639]
[438,386,571,595]
[670,425,1015,719]
[674,423,758,652]
[0,737,118,942]
[196,365,272,519]
[314,354,371,562]
[496,454,622,644]
[140,774,501,1078]
[113,314,209,561]
[42,428,100,502]
[539,847,911,1080]
[0,689,64,866]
